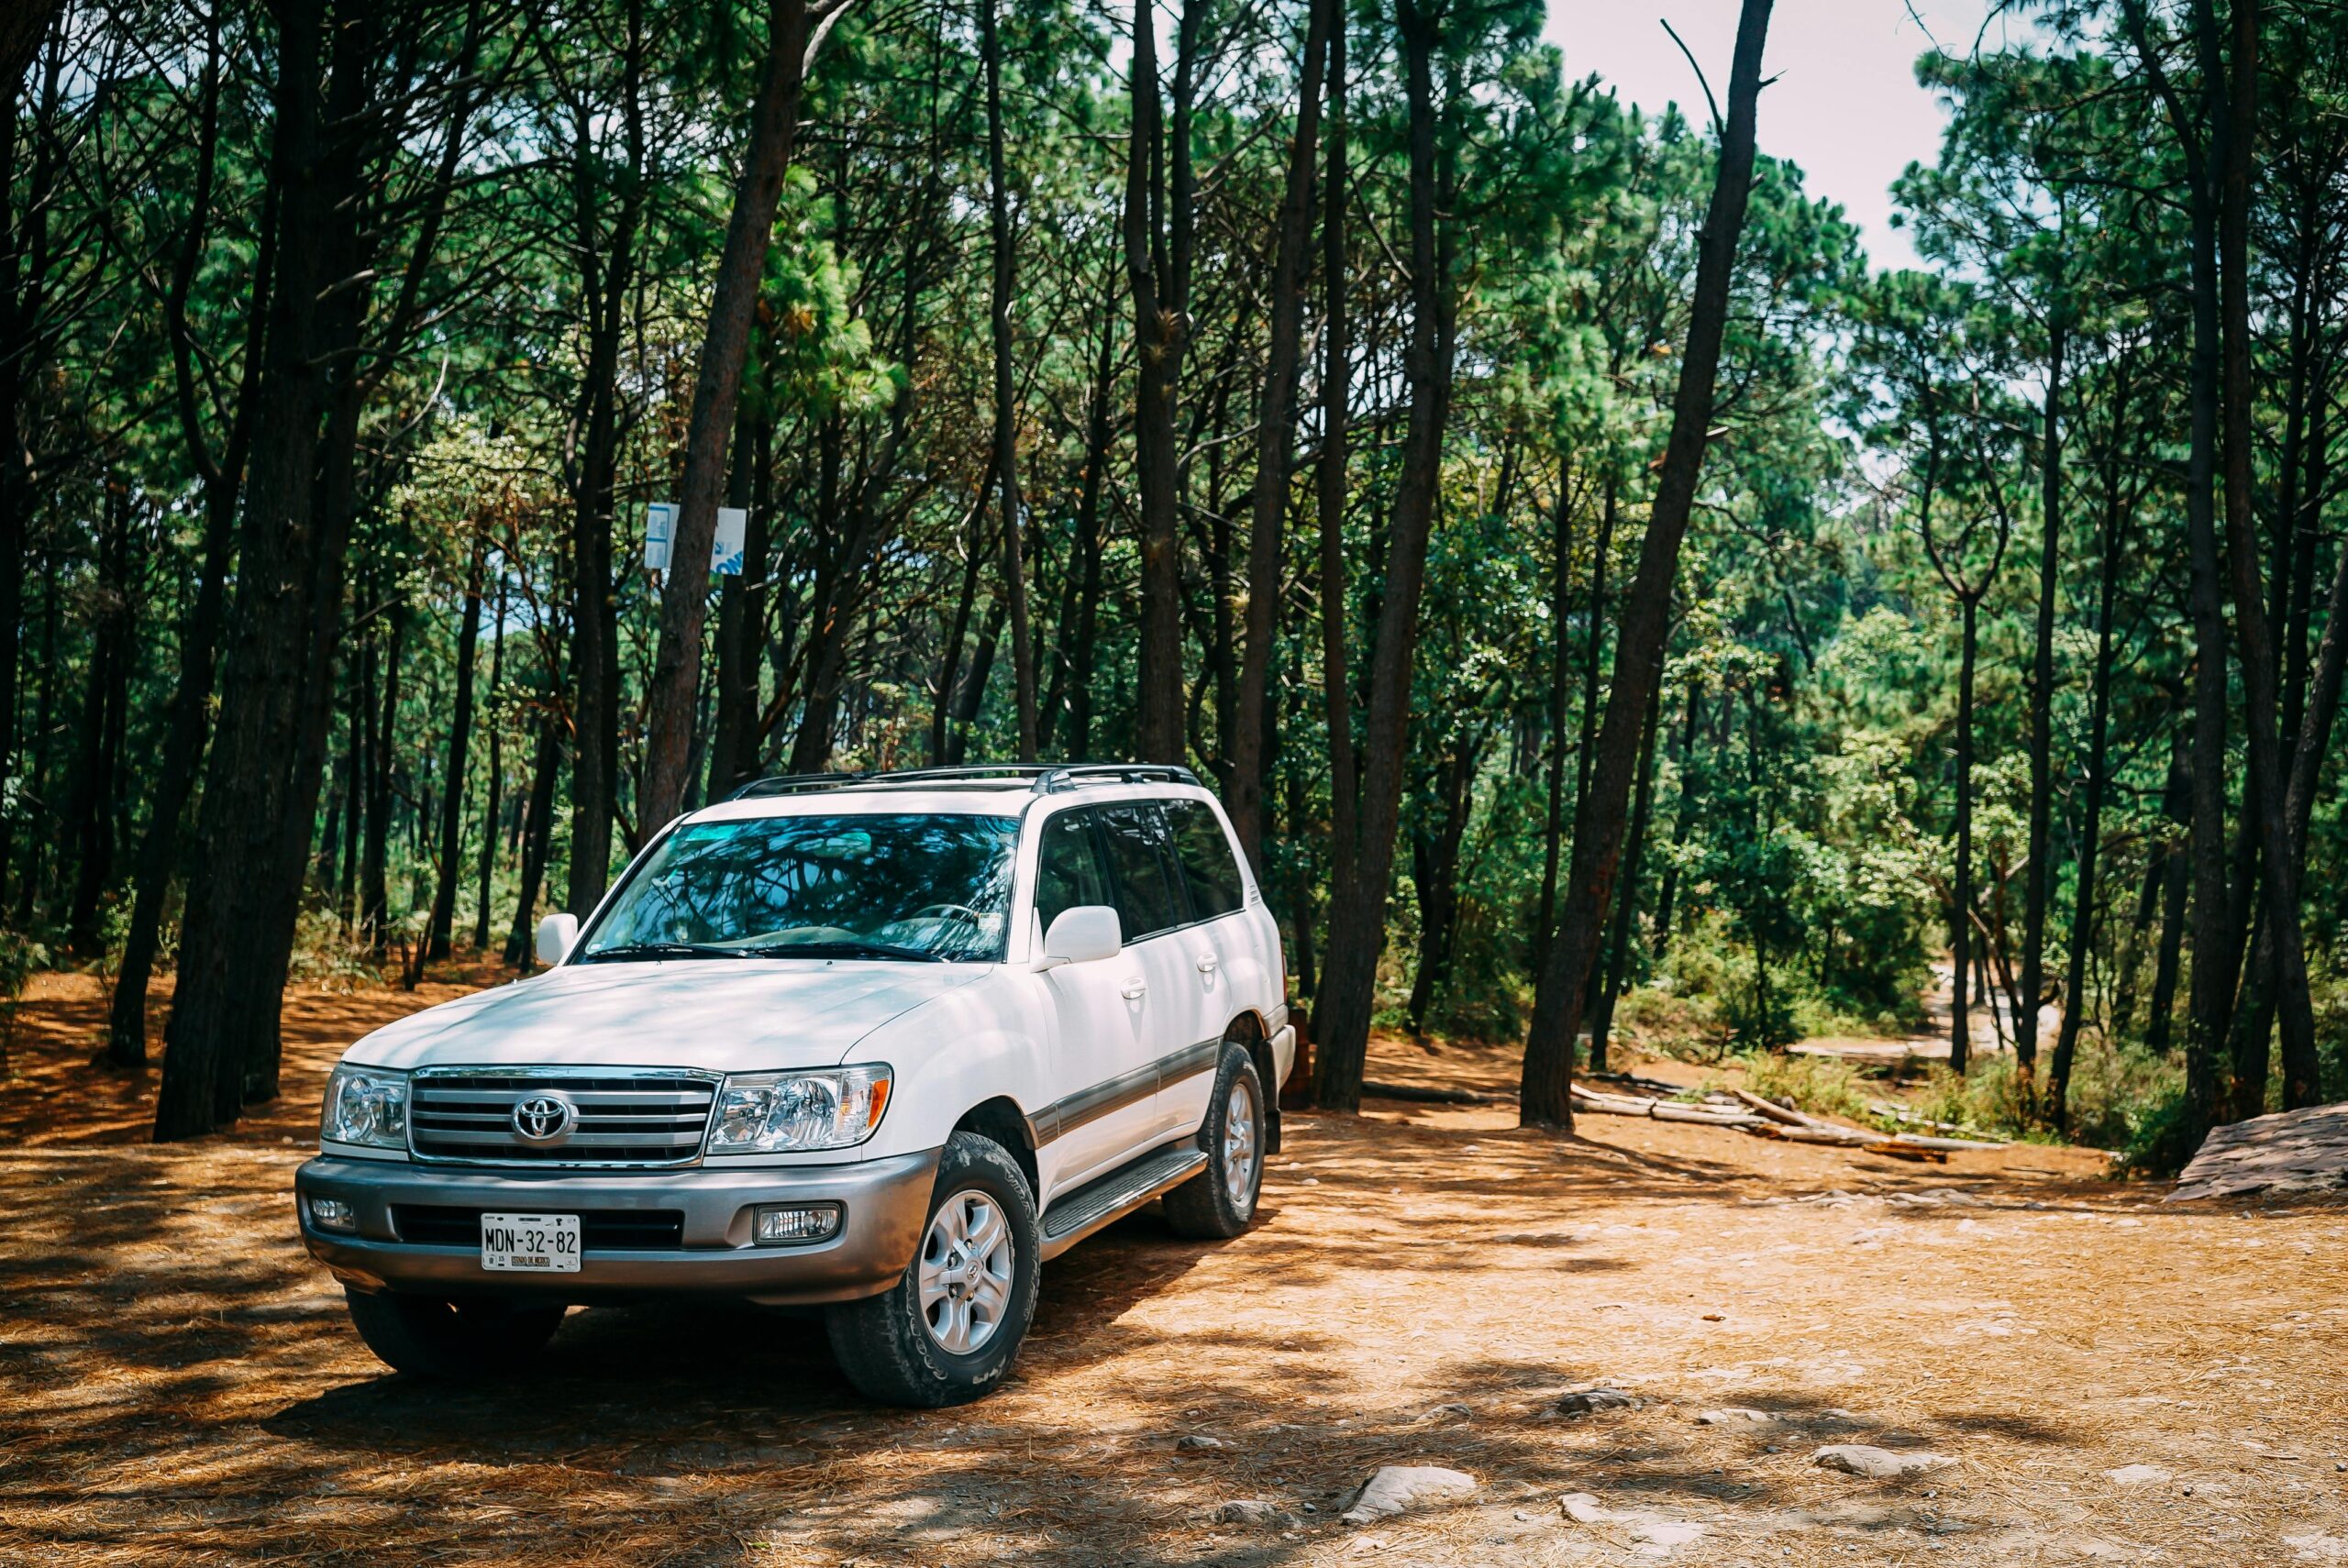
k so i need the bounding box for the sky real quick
[1543,0,2008,274]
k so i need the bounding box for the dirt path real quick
[3,977,2343,1565]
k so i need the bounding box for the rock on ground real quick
[2106,1464,2172,1485]
[1812,1444,1954,1479]
[1559,1494,1711,1558]
[1555,1386,1641,1417]
[1211,1499,1294,1528]
[1340,1465,1479,1524]
[2171,1102,2348,1201]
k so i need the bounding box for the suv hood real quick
[345,961,991,1073]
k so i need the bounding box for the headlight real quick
[321,1065,410,1150]
[707,1066,892,1154]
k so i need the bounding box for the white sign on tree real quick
[643,502,746,576]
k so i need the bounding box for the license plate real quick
[479,1212,581,1274]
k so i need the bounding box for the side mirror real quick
[535,912,580,967]
[1041,905,1122,967]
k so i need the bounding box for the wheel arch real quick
[1218,1010,1281,1154]
[951,1097,1041,1201]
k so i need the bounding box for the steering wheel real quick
[913,902,982,924]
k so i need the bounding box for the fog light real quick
[753,1203,841,1245]
[307,1197,359,1233]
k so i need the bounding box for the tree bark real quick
[1311,0,1455,1112]
[1228,0,1332,867]
[640,0,810,829]
[1519,0,1775,1128]
[561,0,644,916]
[981,0,1036,763]
[1404,729,1479,1036]
[1307,3,1352,1061]
[2212,0,2320,1110]
[1124,0,1199,766]
[105,10,275,1064]
[155,0,348,1139]
[2049,369,2127,1131]
[473,566,505,950]
[1589,679,1665,1072]
[426,546,483,960]
[2018,317,2064,1088]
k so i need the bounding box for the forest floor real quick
[2,970,2343,1566]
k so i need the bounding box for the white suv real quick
[294,765,1293,1406]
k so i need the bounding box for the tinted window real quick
[1165,800,1246,919]
[1034,809,1110,934]
[1096,805,1185,941]
[577,813,1016,962]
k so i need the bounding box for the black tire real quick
[342,1287,566,1378]
[825,1131,1040,1408]
[1161,1042,1265,1240]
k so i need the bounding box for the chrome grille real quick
[408,1069,719,1166]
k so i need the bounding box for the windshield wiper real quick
[576,941,752,963]
[738,940,949,963]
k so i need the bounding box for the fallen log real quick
[1360,1080,1510,1107]
[1729,1088,1815,1129]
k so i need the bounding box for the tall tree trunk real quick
[2018,317,2065,1088]
[981,0,1036,762]
[2212,0,2320,1110]
[706,400,761,801]
[562,0,644,916]
[1648,681,1703,964]
[1043,298,1118,757]
[1534,481,1573,957]
[1309,5,1352,1036]
[504,711,562,967]
[473,566,505,950]
[2145,738,2191,1059]
[106,15,274,1065]
[0,32,65,918]
[361,607,404,955]
[1311,0,1456,1112]
[1519,0,1775,1128]
[2126,0,2235,1142]
[1124,0,1197,765]
[2049,377,2127,1131]
[156,0,349,1139]
[1950,595,1979,1076]
[426,546,483,960]
[1589,679,1664,1073]
[1228,0,1332,867]
[640,0,810,828]
[1404,731,1478,1036]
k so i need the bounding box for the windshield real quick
[577,812,1019,963]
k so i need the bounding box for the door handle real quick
[1195,953,1220,975]
[1120,977,1148,1000]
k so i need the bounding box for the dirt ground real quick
[3,972,2344,1566]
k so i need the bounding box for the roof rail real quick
[725,770,874,801]
[723,762,1203,802]
[1029,764,1203,794]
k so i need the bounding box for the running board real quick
[1038,1142,1206,1259]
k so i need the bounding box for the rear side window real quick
[1034,809,1110,934]
[1165,800,1246,919]
[1096,804,1185,941]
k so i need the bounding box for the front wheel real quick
[1161,1043,1265,1239]
[342,1287,565,1378]
[825,1131,1040,1408]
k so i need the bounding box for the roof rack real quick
[1028,764,1202,794]
[723,762,1203,802]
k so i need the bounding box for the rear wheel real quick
[1162,1043,1264,1239]
[825,1131,1040,1407]
[342,1287,565,1378]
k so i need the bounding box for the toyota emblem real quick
[511,1094,577,1143]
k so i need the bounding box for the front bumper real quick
[294,1148,940,1306]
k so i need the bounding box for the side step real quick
[1038,1142,1206,1259]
